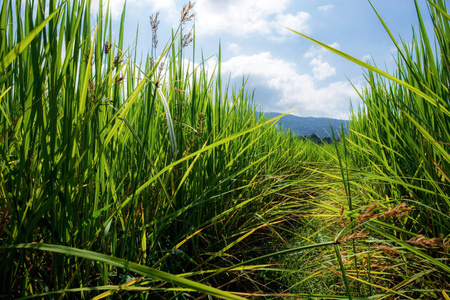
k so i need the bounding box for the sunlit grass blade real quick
[287,28,450,117]
[0,7,60,72]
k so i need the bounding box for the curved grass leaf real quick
[3,243,246,300]
[287,28,450,117]
[0,6,61,73]
[157,88,178,159]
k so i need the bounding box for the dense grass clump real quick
[286,0,450,298]
[0,1,320,298]
[2,0,449,299]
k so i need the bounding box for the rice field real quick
[0,0,449,299]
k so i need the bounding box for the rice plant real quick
[4,0,448,298]
[0,0,316,298]
[286,0,450,298]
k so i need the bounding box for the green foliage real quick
[287,0,450,298]
[2,0,449,298]
[0,0,313,298]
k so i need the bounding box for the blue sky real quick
[92,0,434,119]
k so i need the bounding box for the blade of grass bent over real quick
[0,6,61,72]
[2,243,246,300]
[287,28,450,117]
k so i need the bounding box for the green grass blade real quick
[3,243,246,300]
[288,28,450,117]
[0,6,61,72]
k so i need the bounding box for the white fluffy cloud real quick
[220,52,358,118]
[310,57,335,80]
[318,4,334,12]
[194,0,310,38]
[362,54,373,62]
[91,0,177,21]
[275,12,311,35]
[228,43,242,53]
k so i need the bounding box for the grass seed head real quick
[113,54,122,65]
[356,200,378,224]
[341,233,367,242]
[182,32,193,48]
[104,41,112,54]
[407,234,448,250]
[172,86,185,94]
[150,12,160,49]
[374,244,401,255]
[149,56,154,69]
[181,1,195,24]
[115,75,125,85]
[382,202,412,219]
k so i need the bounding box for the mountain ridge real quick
[260,112,349,139]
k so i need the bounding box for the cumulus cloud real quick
[275,12,311,35]
[362,54,373,62]
[220,52,358,118]
[310,58,336,80]
[194,0,310,38]
[318,4,334,12]
[91,0,177,22]
[228,43,241,53]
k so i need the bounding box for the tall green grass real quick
[5,0,447,298]
[0,0,319,298]
[286,0,450,298]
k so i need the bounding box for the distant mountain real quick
[260,112,349,139]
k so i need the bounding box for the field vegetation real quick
[0,0,449,299]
